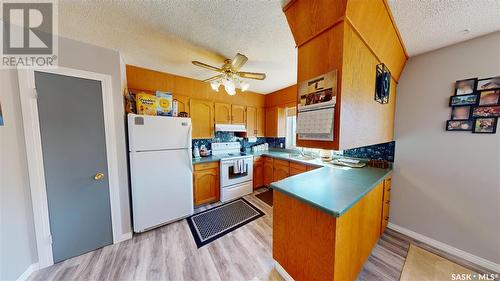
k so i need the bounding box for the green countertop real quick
[270,166,392,217]
[192,155,220,164]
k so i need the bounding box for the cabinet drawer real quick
[254,156,264,163]
[194,162,219,171]
[290,162,307,171]
[274,159,289,167]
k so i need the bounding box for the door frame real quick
[18,67,123,268]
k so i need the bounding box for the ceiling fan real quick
[192,53,266,95]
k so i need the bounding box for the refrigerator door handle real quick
[187,149,193,172]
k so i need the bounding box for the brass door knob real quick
[94,172,105,181]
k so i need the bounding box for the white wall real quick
[0,71,38,281]
[0,36,131,280]
[392,32,500,265]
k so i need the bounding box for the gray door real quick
[35,71,113,263]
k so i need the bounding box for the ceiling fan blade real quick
[192,61,222,72]
[203,74,223,82]
[237,71,266,80]
[230,53,248,71]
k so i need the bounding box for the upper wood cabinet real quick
[256,107,265,137]
[246,106,257,137]
[215,103,231,124]
[190,99,214,139]
[231,105,246,125]
[175,95,190,115]
[265,107,286,137]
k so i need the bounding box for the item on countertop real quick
[367,159,389,169]
[124,89,136,114]
[472,117,497,134]
[454,78,477,96]
[193,145,200,158]
[449,93,478,107]
[178,112,188,117]
[331,159,366,168]
[446,120,473,131]
[156,91,173,116]
[320,149,332,161]
[172,99,179,117]
[476,76,500,91]
[199,145,211,157]
[136,93,157,115]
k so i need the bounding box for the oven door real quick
[220,158,253,187]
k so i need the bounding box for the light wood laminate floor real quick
[28,189,495,281]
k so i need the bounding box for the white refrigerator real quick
[128,113,193,232]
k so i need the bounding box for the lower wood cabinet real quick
[253,156,264,189]
[273,159,290,181]
[381,176,392,234]
[263,157,274,186]
[290,162,307,176]
[193,162,220,206]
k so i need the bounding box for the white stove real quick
[212,142,253,202]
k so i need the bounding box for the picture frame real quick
[472,117,497,134]
[471,105,500,117]
[445,119,473,131]
[449,93,478,106]
[476,76,500,91]
[454,78,477,96]
[450,106,470,120]
[478,90,500,106]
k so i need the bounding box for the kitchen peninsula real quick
[271,165,392,281]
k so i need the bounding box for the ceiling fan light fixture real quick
[240,81,249,92]
[210,81,220,92]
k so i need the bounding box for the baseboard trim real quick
[16,263,39,281]
[388,223,500,273]
[117,232,133,243]
[274,260,295,281]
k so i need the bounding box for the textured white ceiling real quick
[387,0,500,56]
[58,0,297,94]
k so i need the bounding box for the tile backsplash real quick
[192,132,395,162]
[343,141,395,162]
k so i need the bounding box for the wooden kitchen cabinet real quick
[263,157,274,186]
[253,156,264,189]
[174,95,190,115]
[190,99,214,139]
[246,106,257,137]
[381,176,392,234]
[307,165,320,171]
[193,162,220,206]
[265,106,286,137]
[257,107,265,137]
[231,105,246,124]
[273,159,290,181]
[290,162,307,176]
[214,103,231,124]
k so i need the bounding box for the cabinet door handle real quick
[385,200,390,204]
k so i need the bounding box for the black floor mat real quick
[186,198,264,248]
[255,189,273,207]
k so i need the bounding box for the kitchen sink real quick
[289,154,316,161]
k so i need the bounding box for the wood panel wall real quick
[281,0,407,150]
[126,65,265,108]
[265,84,297,108]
